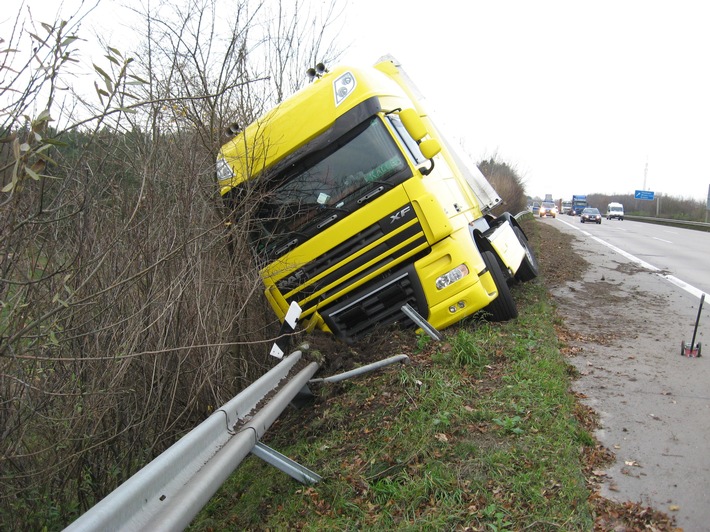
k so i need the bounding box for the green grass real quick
[189,223,596,531]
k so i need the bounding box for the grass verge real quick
[189,218,600,531]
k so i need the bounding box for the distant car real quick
[539,202,558,218]
[580,207,602,224]
[606,202,624,221]
[531,202,540,215]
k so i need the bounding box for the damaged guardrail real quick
[65,350,318,532]
[64,346,411,531]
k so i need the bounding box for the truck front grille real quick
[320,266,426,340]
[274,204,431,340]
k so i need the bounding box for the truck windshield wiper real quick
[307,204,350,231]
[356,185,387,204]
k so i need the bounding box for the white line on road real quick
[554,218,708,299]
[652,237,673,243]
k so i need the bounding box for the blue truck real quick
[570,195,588,215]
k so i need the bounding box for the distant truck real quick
[606,202,624,220]
[570,195,588,215]
[560,200,572,215]
[216,56,538,342]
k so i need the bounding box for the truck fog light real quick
[449,305,457,313]
[458,301,465,308]
[436,264,469,290]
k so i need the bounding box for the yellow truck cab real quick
[216,56,537,341]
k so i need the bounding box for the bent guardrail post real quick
[64,350,311,532]
[309,354,410,384]
[401,303,442,341]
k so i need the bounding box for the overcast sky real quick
[5,0,709,202]
[338,0,710,202]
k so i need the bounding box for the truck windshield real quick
[251,117,410,258]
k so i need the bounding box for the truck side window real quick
[387,114,427,165]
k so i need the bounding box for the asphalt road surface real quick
[540,216,709,532]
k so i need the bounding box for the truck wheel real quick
[482,251,518,322]
[513,227,538,282]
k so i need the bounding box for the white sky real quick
[5,0,709,202]
[338,0,710,202]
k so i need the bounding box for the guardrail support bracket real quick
[401,303,443,341]
[251,441,322,485]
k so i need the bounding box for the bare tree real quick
[0,0,344,527]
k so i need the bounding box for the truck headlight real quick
[436,264,469,290]
[216,157,234,182]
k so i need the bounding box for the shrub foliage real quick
[0,1,342,527]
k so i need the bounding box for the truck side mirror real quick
[398,108,441,175]
[419,138,441,159]
[399,108,427,141]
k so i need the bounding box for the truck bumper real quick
[412,227,498,331]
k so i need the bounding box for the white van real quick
[606,202,624,220]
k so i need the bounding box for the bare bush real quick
[0,0,342,527]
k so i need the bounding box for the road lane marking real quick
[652,237,673,243]
[555,218,708,299]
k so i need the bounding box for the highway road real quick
[554,215,710,298]
[537,215,709,532]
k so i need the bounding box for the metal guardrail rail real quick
[624,214,710,231]
[65,350,317,532]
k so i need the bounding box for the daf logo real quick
[390,206,412,224]
[283,269,307,288]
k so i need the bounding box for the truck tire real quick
[513,227,539,282]
[482,251,518,322]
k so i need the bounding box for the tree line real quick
[585,193,706,221]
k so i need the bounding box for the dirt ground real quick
[536,218,710,532]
